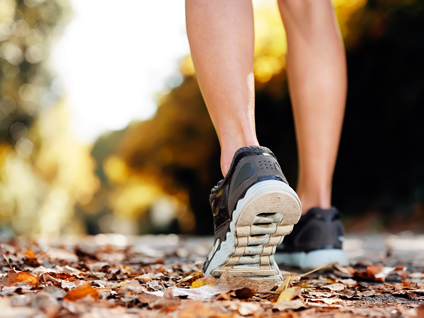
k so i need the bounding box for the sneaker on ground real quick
[274,207,349,269]
[202,146,302,283]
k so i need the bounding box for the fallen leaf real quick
[191,275,219,288]
[86,261,110,272]
[339,278,357,287]
[322,283,345,291]
[40,273,62,287]
[218,272,274,293]
[417,304,424,318]
[171,285,228,301]
[354,264,385,282]
[177,272,204,287]
[334,264,355,275]
[30,292,60,316]
[178,302,230,318]
[237,302,262,316]
[308,298,343,305]
[150,288,181,310]
[43,286,67,299]
[273,300,306,311]
[64,283,99,301]
[275,276,292,293]
[234,287,254,299]
[24,249,36,258]
[138,292,160,306]
[216,292,232,301]
[277,287,301,302]
[0,269,37,286]
[119,279,143,293]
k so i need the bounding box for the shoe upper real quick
[203,146,288,272]
[276,207,344,253]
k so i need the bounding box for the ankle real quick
[220,137,259,176]
[297,188,332,215]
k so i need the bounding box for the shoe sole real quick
[274,249,349,269]
[205,180,301,283]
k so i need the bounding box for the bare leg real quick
[185,0,258,176]
[278,0,347,213]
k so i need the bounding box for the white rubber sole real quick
[205,180,302,283]
[274,249,349,269]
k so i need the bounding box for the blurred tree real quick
[0,0,99,236]
[0,0,71,142]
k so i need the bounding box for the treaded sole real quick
[205,180,301,283]
[274,249,349,269]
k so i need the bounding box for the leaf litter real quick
[0,235,423,317]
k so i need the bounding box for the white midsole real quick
[204,180,301,276]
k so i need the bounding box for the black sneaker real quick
[274,207,349,269]
[202,146,302,282]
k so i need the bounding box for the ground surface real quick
[0,234,423,317]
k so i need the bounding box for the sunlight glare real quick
[50,0,189,142]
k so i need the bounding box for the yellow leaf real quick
[275,276,291,293]
[277,287,301,302]
[190,275,219,289]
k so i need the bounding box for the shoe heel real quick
[210,180,301,282]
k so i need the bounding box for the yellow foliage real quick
[103,156,129,185]
[253,1,287,82]
[109,179,162,219]
[0,101,99,235]
[333,0,368,39]
[254,56,284,83]
[180,55,196,77]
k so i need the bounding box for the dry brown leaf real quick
[338,278,357,287]
[0,269,37,286]
[237,302,262,316]
[417,304,424,318]
[234,287,254,299]
[273,300,306,311]
[277,287,301,302]
[334,264,356,275]
[218,272,274,293]
[178,302,233,318]
[354,264,385,282]
[24,249,36,258]
[322,283,345,291]
[64,283,99,301]
[216,292,232,301]
[308,297,343,305]
[138,292,161,306]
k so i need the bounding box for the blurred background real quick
[0,0,423,237]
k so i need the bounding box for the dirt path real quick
[0,234,423,317]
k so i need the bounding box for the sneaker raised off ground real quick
[202,146,302,283]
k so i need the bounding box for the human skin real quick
[185,0,346,213]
